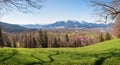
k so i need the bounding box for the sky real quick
[0,0,96,24]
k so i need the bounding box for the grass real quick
[0,39,120,65]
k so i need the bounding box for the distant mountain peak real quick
[22,20,113,29]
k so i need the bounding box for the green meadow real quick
[0,39,120,65]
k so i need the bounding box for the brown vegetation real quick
[0,28,112,48]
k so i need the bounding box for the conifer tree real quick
[33,37,37,48]
[65,34,69,42]
[105,32,112,40]
[43,31,48,48]
[53,37,59,47]
[99,33,104,42]
[0,27,4,47]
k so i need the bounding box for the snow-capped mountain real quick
[22,20,113,29]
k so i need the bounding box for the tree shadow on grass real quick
[26,51,59,65]
[94,49,119,65]
[0,50,17,61]
[0,50,18,65]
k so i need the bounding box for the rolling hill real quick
[0,22,27,32]
[0,39,120,65]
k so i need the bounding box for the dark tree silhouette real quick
[33,37,37,48]
[0,27,4,47]
[65,34,69,42]
[99,33,104,42]
[13,38,16,48]
[3,33,11,47]
[53,38,59,48]
[105,32,112,40]
[38,29,48,48]
[43,31,48,48]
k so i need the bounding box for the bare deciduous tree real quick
[91,0,120,38]
[91,0,120,23]
[113,14,120,37]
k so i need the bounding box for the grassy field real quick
[0,39,120,65]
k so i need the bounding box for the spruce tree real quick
[53,38,59,47]
[38,29,44,47]
[13,39,16,48]
[65,34,69,42]
[99,33,104,42]
[38,29,48,48]
[43,31,48,48]
[33,37,37,48]
[0,27,4,47]
[105,32,112,40]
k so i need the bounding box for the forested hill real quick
[0,22,27,32]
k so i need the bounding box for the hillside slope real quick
[0,22,27,32]
[0,39,120,65]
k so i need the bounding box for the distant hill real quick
[0,22,27,32]
[22,20,113,29]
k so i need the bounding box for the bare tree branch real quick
[91,0,120,22]
[0,0,45,13]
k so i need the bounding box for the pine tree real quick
[99,33,104,42]
[74,41,77,47]
[105,32,112,40]
[43,31,48,48]
[38,29,43,47]
[24,34,29,48]
[6,37,11,47]
[13,38,16,48]
[65,34,69,42]
[53,37,59,47]
[38,29,48,48]
[33,37,37,48]
[0,27,4,47]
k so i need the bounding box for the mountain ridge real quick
[22,20,113,29]
[0,22,27,32]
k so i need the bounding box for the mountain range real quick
[22,20,113,29]
[0,20,113,32]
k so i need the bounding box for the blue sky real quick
[0,0,96,24]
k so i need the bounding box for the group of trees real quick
[0,28,113,48]
[73,32,112,47]
[99,32,112,42]
[0,29,48,48]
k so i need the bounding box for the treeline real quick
[0,28,112,48]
